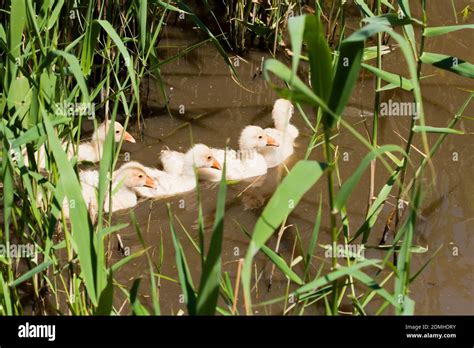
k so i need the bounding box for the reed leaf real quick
[8,0,27,77]
[420,52,474,78]
[362,63,413,91]
[168,205,197,315]
[304,199,322,279]
[424,24,474,37]
[334,145,406,213]
[95,20,139,101]
[43,113,98,305]
[413,126,464,134]
[130,278,150,315]
[242,160,325,314]
[239,225,303,286]
[294,259,399,309]
[9,260,53,288]
[196,158,227,315]
[362,13,420,26]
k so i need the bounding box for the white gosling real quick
[199,125,279,182]
[104,162,156,212]
[160,147,185,175]
[22,120,136,168]
[73,161,156,218]
[135,144,222,199]
[260,99,299,168]
[77,120,136,163]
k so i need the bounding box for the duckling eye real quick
[138,174,143,178]
[207,155,212,160]
[258,135,263,139]
[115,130,120,134]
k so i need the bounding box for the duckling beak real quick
[123,131,136,143]
[144,176,157,189]
[211,158,222,170]
[266,135,279,147]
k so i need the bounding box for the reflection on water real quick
[101,1,473,315]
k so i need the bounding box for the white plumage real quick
[260,99,299,168]
[134,144,222,199]
[197,125,279,182]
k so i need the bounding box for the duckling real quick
[198,125,279,182]
[133,144,222,199]
[77,120,136,163]
[104,162,156,212]
[73,162,156,218]
[260,99,299,168]
[160,146,185,176]
[22,120,136,168]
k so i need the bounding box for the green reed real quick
[0,0,473,316]
[0,0,238,315]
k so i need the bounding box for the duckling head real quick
[272,99,294,130]
[124,168,156,189]
[239,125,279,151]
[94,120,136,144]
[185,144,221,171]
[114,162,156,189]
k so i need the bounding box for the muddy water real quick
[107,1,473,315]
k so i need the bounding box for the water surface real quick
[106,1,473,315]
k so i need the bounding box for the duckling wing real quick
[161,150,185,175]
[77,142,100,163]
[216,148,266,181]
[105,187,137,213]
[202,148,244,181]
[142,166,162,179]
[166,174,197,195]
[287,124,299,139]
[140,169,196,196]
[79,170,100,187]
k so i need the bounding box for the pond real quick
[101,1,473,315]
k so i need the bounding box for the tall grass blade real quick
[9,260,53,288]
[41,50,91,100]
[95,272,114,315]
[351,168,401,243]
[304,199,322,279]
[239,225,303,285]
[43,114,98,305]
[362,63,413,91]
[95,20,139,101]
[334,145,406,213]
[196,158,227,315]
[413,126,464,134]
[424,24,474,37]
[242,160,325,314]
[420,52,474,78]
[130,278,150,315]
[168,205,197,315]
[8,0,26,77]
